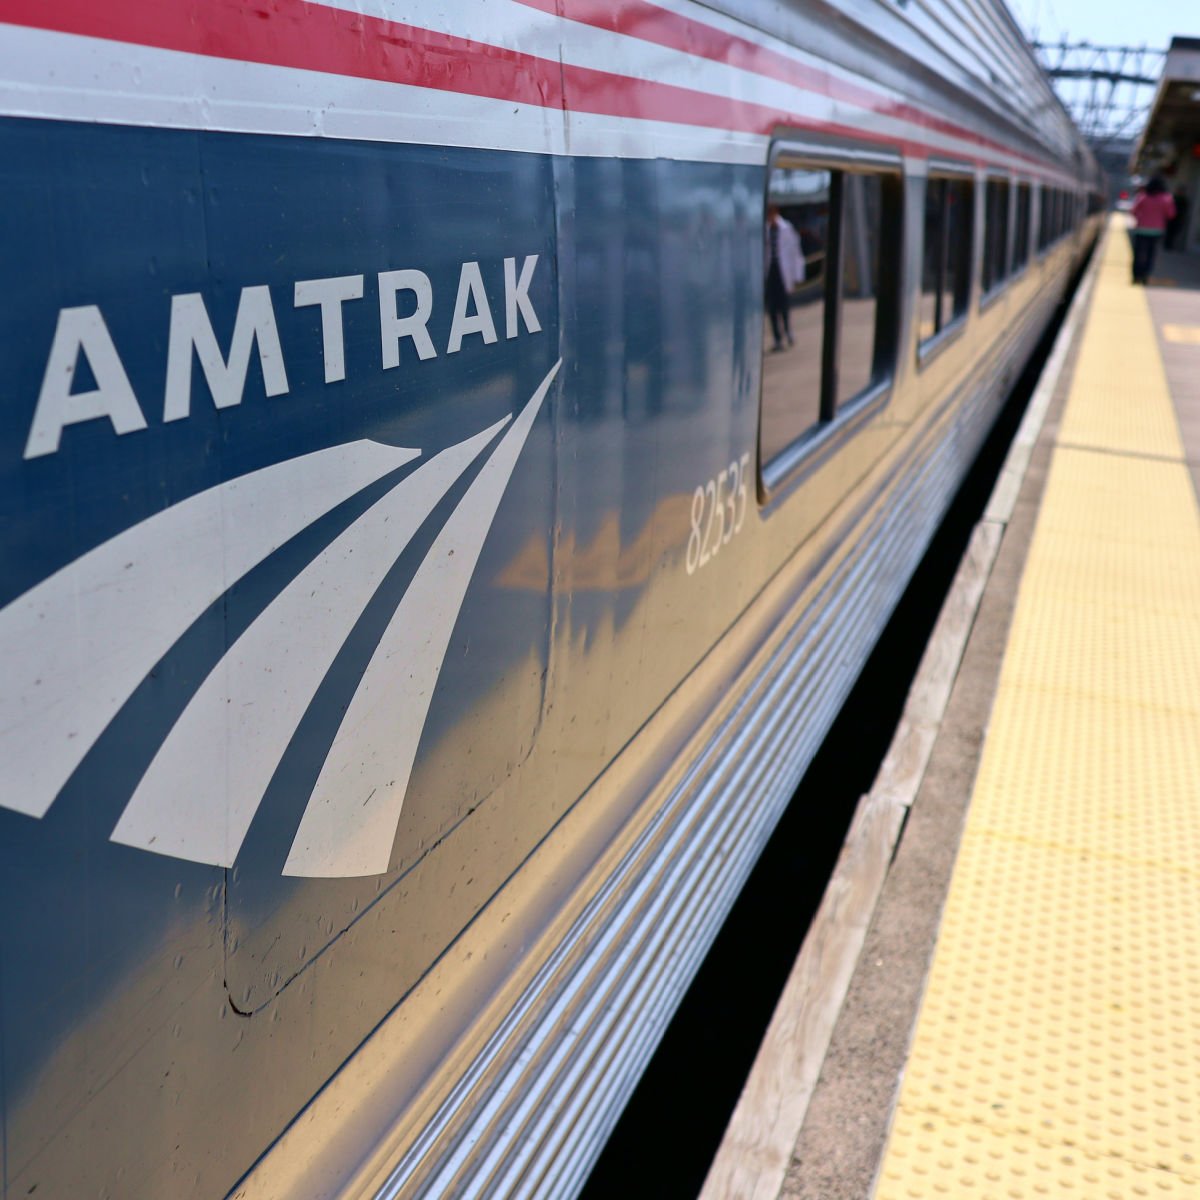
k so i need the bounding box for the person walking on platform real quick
[764,205,805,350]
[1130,177,1176,284]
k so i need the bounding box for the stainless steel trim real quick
[760,378,892,499]
[771,138,904,173]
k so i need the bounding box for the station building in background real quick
[1135,35,1200,251]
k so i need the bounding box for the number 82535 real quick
[686,452,751,575]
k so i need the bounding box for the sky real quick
[1005,0,1187,55]
[1004,0,1190,141]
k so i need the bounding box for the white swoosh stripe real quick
[110,420,508,867]
[284,359,561,877]
[0,440,418,819]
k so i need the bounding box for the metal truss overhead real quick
[1032,40,1165,148]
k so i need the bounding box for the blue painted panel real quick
[0,116,763,1197]
[0,118,559,1193]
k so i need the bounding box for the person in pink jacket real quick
[1130,177,1177,284]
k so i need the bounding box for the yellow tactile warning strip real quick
[1162,324,1200,345]
[874,222,1200,1199]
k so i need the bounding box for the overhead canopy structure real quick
[1032,40,1163,146]
[1134,36,1200,249]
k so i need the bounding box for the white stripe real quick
[0,25,568,155]
[284,358,561,877]
[0,24,760,163]
[0,21,1063,175]
[111,420,506,867]
[0,440,417,819]
[312,0,946,134]
[313,0,868,124]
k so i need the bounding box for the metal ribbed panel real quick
[373,291,1061,1200]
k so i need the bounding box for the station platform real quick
[701,219,1200,1200]
[869,223,1200,1197]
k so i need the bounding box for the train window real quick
[760,154,901,476]
[1037,184,1054,252]
[982,178,1010,294]
[919,174,973,348]
[836,173,895,407]
[761,165,831,461]
[1013,183,1031,272]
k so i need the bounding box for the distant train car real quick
[0,2,1101,1197]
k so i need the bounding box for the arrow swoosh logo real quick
[1,359,560,878]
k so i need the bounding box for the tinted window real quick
[982,178,1010,293]
[1038,184,1054,251]
[837,172,889,406]
[1013,183,1031,271]
[760,166,831,463]
[760,159,901,471]
[920,175,973,346]
[919,180,941,343]
[942,180,972,326]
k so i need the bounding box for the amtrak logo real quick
[0,360,560,878]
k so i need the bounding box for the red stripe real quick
[517,0,835,98]
[0,0,902,141]
[515,0,1065,177]
[0,0,567,108]
[0,0,1071,180]
[0,0,866,139]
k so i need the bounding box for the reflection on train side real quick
[760,159,901,472]
[762,165,828,453]
[919,176,973,344]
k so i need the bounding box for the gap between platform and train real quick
[578,247,1101,1200]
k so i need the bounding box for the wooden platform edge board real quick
[696,240,1106,1200]
[697,789,906,1200]
[870,519,1002,809]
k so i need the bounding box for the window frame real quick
[758,137,904,498]
[980,170,1013,306]
[1036,182,1054,257]
[1011,180,1032,276]
[917,160,974,367]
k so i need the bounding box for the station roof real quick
[1134,36,1200,174]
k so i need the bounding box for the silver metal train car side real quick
[0,0,1100,1196]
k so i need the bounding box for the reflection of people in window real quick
[765,205,805,351]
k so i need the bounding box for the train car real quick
[0,2,1102,1197]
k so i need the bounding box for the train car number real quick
[686,452,751,574]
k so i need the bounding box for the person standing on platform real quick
[1130,177,1176,284]
[764,205,805,351]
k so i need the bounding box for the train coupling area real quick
[705,218,1200,1200]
